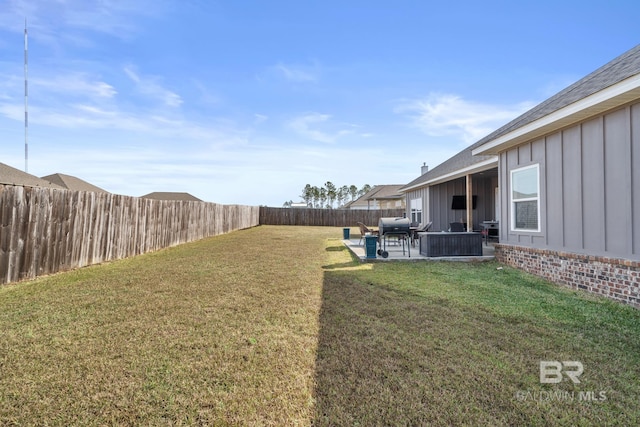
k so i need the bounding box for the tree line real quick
[283,182,372,208]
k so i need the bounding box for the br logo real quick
[539,361,584,384]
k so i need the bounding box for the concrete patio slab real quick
[342,237,496,262]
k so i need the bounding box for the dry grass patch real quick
[0,226,334,425]
[1,226,639,426]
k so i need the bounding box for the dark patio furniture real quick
[419,232,483,257]
[411,221,432,247]
[357,222,379,245]
[480,221,499,246]
[449,222,465,232]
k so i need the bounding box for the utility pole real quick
[24,19,29,173]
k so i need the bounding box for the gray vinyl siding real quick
[500,102,640,260]
[582,117,606,253]
[604,108,632,255]
[424,174,498,232]
[633,105,640,255]
[545,132,563,248]
[404,188,430,224]
[562,127,583,249]
[475,174,499,223]
[503,145,547,246]
[429,179,466,231]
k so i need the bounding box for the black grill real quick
[377,217,411,258]
[378,217,411,235]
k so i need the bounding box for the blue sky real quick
[0,0,638,206]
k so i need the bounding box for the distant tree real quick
[349,185,358,201]
[319,187,327,208]
[337,185,349,207]
[358,184,372,197]
[296,182,371,208]
[301,184,313,207]
[325,181,337,208]
[283,200,293,207]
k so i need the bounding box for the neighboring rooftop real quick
[0,162,66,189]
[141,192,203,202]
[41,173,109,193]
[344,185,405,209]
[365,185,405,200]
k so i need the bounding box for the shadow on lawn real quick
[312,267,457,426]
[312,267,546,426]
[312,262,639,426]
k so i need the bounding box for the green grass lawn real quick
[1,225,639,425]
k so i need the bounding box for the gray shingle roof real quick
[474,43,640,149]
[345,185,405,208]
[0,162,66,189]
[401,43,640,192]
[400,147,496,191]
[364,184,405,200]
[41,173,109,193]
[141,192,203,202]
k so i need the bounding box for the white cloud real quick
[0,100,248,154]
[192,80,221,106]
[124,65,183,107]
[288,112,355,144]
[0,0,165,42]
[270,62,319,83]
[253,114,268,124]
[397,93,535,144]
[33,73,117,98]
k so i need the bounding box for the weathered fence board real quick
[0,185,260,285]
[258,207,406,227]
[1,184,407,286]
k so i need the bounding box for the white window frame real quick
[410,198,423,225]
[510,164,540,232]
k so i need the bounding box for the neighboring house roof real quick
[141,192,203,202]
[0,162,66,189]
[401,43,640,192]
[346,185,405,208]
[474,43,640,156]
[41,173,109,193]
[366,184,405,200]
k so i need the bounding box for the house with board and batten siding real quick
[401,44,640,307]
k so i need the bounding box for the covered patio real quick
[342,232,496,262]
[401,144,501,246]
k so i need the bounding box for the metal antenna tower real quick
[24,19,28,173]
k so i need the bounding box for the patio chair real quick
[449,222,465,232]
[357,222,379,245]
[411,221,432,246]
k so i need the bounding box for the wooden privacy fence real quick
[0,185,259,285]
[259,207,406,227]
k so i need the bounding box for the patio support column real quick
[466,174,473,232]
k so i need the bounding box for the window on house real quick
[410,198,423,224]
[511,164,540,231]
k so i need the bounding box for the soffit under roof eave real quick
[473,75,640,156]
[398,157,498,192]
